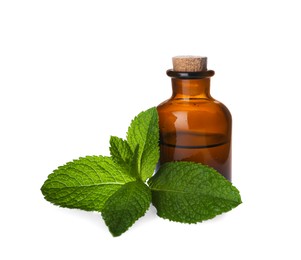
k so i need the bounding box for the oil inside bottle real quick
[159,131,231,180]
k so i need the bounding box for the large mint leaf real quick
[149,162,242,223]
[102,180,151,237]
[126,107,159,182]
[41,156,135,212]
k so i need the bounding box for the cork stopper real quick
[172,56,207,72]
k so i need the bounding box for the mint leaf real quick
[149,162,242,223]
[129,144,140,178]
[109,136,133,176]
[41,156,136,211]
[126,107,159,181]
[102,180,151,237]
[109,136,141,179]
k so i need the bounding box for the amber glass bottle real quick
[157,56,232,180]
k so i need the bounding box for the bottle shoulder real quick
[157,98,231,136]
[158,98,231,119]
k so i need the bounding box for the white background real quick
[1,0,300,259]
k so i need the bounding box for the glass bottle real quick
[157,56,232,180]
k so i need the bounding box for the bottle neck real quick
[171,77,211,99]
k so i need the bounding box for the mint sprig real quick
[41,107,242,237]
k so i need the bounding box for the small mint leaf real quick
[102,181,151,237]
[41,156,135,212]
[149,162,242,223]
[109,136,134,177]
[126,107,159,181]
[129,144,140,179]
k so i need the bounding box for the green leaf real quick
[149,162,242,223]
[102,181,151,237]
[126,107,159,181]
[41,156,136,212]
[109,136,133,176]
[129,144,140,179]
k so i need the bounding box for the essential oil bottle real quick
[157,56,232,180]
